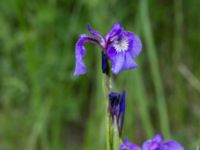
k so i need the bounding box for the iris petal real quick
[108,51,138,74]
[123,32,142,58]
[106,22,124,42]
[122,52,138,70]
[151,134,164,142]
[142,134,163,150]
[109,53,125,74]
[74,35,101,76]
[162,141,184,150]
[118,90,126,136]
[119,139,141,150]
[87,24,105,45]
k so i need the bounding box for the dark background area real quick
[0,0,200,149]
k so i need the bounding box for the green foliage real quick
[0,0,200,149]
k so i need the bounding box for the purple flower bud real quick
[102,51,109,75]
[109,92,121,119]
[74,23,142,77]
[118,90,126,136]
[109,90,126,136]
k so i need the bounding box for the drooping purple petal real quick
[119,139,141,150]
[74,34,101,76]
[87,24,106,46]
[123,32,142,58]
[106,22,124,42]
[108,52,138,74]
[122,52,138,70]
[109,53,125,74]
[161,140,184,150]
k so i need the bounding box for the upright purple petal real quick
[123,32,142,58]
[161,141,184,150]
[151,134,164,143]
[74,35,101,76]
[142,134,163,150]
[106,22,124,42]
[87,24,106,46]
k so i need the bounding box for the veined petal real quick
[87,24,105,46]
[106,22,124,42]
[122,52,138,71]
[109,53,125,74]
[74,35,100,77]
[123,32,142,58]
[108,51,138,74]
[162,141,184,150]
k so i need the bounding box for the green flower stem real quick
[113,118,122,150]
[106,114,111,150]
[103,74,122,150]
[103,74,112,150]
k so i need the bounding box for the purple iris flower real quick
[119,139,141,150]
[109,90,126,136]
[74,22,142,76]
[119,134,184,150]
[142,134,184,150]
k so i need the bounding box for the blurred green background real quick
[0,0,200,149]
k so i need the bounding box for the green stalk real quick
[113,118,122,150]
[103,74,112,150]
[106,114,111,150]
[103,71,122,150]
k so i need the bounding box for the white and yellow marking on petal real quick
[113,39,129,53]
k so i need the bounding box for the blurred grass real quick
[0,0,200,149]
[139,0,170,138]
